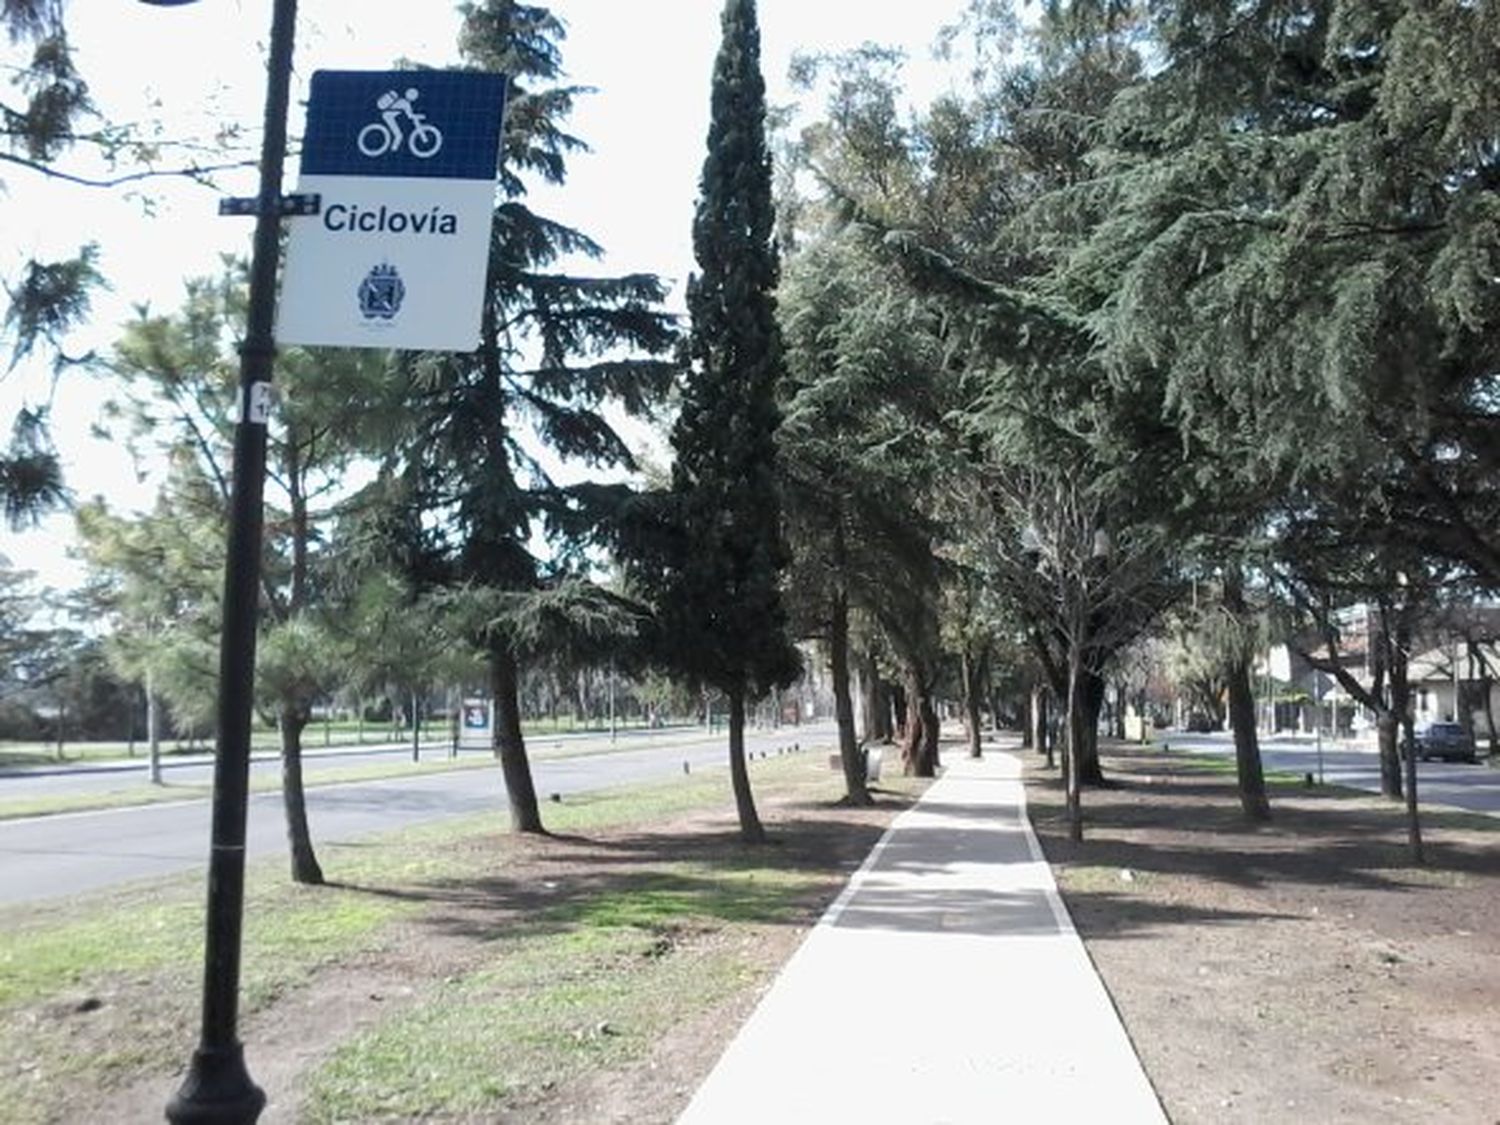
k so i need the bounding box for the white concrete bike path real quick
[678,749,1166,1124]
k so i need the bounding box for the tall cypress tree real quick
[655,0,799,844]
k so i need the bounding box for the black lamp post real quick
[138,1,300,1122]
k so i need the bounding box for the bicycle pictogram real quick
[357,87,444,159]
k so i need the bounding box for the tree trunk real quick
[1483,671,1498,758]
[829,588,871,805]
[1401,711,1423,863]
[899,682,922,775]
[899,665,940,778]
[727,688,766,843]
[1376,712,1403,799]
[1032,685,1053,769]
[1065,650,1084,842]
[279,705,324,885]
[492,645,544,834]
[961,649,984,759]
[1021,688,1035,749]
[919,689,940,775]
[410,688,421,763]
[1391,624,1423,864]
[1474,646,1498,757]
[1226,654,1271,821]
[874,674,893,741]
[859,651,887,743]
[146,670,163,786]
[890,681,908,743]
[1075,667,1106,786]
[1216,569,1266,822]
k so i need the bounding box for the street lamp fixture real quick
[137,1,302,1122]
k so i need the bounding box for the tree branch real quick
[0,150,258,190]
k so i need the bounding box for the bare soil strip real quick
[1022,743,1500,1125]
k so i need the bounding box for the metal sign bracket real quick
[217,192,322,217]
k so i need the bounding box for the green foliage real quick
[637,0,799,702]
[1059,0,1500,586]
[0,241,100,526]
[1,3,92,162]
[1163,595,1256,727]
[337,570,476,709]
[342,2,681,833]
[0,10,113,524]
[0,408,64,529]
[2,244,100,370]
[778,231,947,656]
[388,2,676,604]
[255,617,342,715]
[73,475,224,736]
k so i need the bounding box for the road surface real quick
[0,723,832,907]
[0,724,726,801]
[1161,731,1500,816]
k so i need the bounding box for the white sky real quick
[1,0,977,594]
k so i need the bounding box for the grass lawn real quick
[0,750,924,1124]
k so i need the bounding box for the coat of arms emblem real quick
[357,262,405,321]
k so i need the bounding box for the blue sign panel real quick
[300,70,507,180]
[278,68,509,351]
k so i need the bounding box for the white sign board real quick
[459,697,493,749]
[276,70,507,352]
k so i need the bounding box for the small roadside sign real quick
[276,70,507,352]
[459,698,493,749]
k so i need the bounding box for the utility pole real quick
[160,1,300,1121]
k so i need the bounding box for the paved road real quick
[0,723,831,907]
[0,725,728,801]
[1162,731,1500,816]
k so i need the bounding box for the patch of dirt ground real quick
[73,778,921,1125]
[1023,742,1500,1124]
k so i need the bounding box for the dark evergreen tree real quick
[2,2,259,525]
[779,232,947,798]
[781,47,958,784]
[648,0,799,843]
[3,5,109,523]
[382,2,677,834]
[1050,0,1500,819]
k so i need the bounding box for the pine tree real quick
[2,5,107,523]
[385,2,677,834]
[653,0,799,843]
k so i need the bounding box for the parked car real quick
[1413,722,1478,763]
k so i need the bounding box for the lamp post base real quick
[165,1043,265,1125]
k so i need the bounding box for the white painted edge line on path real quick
[1001,742,1172,1120]
[1007,748,1080,937]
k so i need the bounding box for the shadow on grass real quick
[322,785,1300,945]
[1020,749,1500,911]
[323,807,912,946]
[312,742,1498,954]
